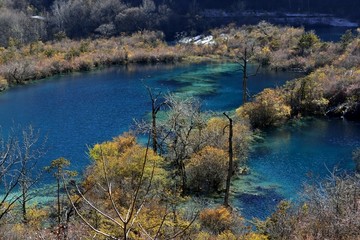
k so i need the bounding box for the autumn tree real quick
[45,157,76,239]
[237,88,291,128]
[65,133,197,239]
[199,206,246,236]
[202,116,252,161]
[297,31,320,56]
[186,146,228,193]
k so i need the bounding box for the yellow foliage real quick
[237,88,291,128]
[27,207,48,229]
[196,231,212,240]
[186,146,228,193]
[261,46,271,55]
[244,233,269,240]
[88,133,166,187]
[0,75,8,90]
[217,230,238,240]
[84,133,168,224]
[204,117,252,159]
[199,206,238,234]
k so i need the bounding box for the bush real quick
[199,206,245,235]
[186,146,228,193]
[199,207,234,234]
[237,88,291,129]
[297,32,320,56]
[256,174,360,240]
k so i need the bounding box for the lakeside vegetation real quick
[1,21,359,122]
[0,1,360,238]
[1,121,359,239]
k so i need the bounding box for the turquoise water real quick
[234,118,360,219]
[0,63,359,219]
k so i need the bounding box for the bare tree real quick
[18,125,46,224]
[0,60,36,84]
[163,94,208,193]
[223,112,233,207]
[145,86,166,154]
[0,125,46,223]
[256,171,360,240]
[0,127,20,222]
[236,47,260,104]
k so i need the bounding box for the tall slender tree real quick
[223,112,233,207]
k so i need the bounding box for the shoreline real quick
[1,23,359,122]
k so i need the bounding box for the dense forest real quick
[14,0,360,17]
[0,0,359,47]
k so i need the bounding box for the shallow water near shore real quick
[0,62,359,219]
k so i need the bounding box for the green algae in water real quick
[0,63,355,220]
[159,63,239,97]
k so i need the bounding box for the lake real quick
[0,63,359,219]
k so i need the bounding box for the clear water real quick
[234,118,360,219]
[0,63,359,219]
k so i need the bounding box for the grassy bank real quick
[0,31,189,91]
[0,23,347,91]
[1,23,359,122]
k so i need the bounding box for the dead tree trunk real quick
[242,48,248,104]
[223,112,233,207]
[145,86,164,155]
[237,47,260,104]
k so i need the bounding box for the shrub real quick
[186,146,228,193]
[237,88,291,128]
[256,174,360,240]
[199,207,234,234]
[285,75,329,115]
[199,206,245,235]
[297,32,320,56]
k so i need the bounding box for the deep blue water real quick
[0,63,359,219]
[306,26,357,42]
[234,118,360,219]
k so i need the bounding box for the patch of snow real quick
[178,35,216,45]
[195,35,215,45]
